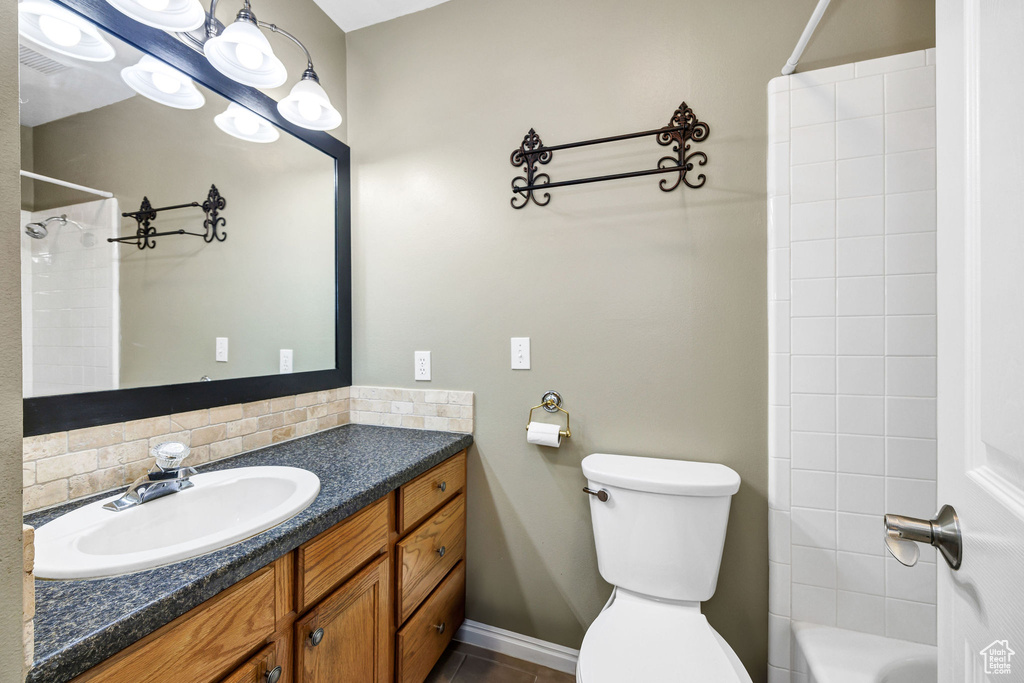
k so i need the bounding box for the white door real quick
[936,0,1024,680]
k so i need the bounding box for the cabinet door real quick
[294,554,391,683]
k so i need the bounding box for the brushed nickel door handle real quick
[884,504,962,570]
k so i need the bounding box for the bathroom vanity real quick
[25,425,472,683]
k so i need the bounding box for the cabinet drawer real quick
[396,494,465,624]
[297,495,390,612]
[219,643,280,683]
[396,561,466,683]
[398,451,466,534]
[72,559,287,683]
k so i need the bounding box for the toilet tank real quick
[582,453,741,602]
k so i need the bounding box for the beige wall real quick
[2,5,28,681]
[347,0,934,678]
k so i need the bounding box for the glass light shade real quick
[18,1,116,62]
[277,79,342,131]
[121,55,206,109]
[214,103,279,143]
[204,20,286,88]
[104,0,205,32]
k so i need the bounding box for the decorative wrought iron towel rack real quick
[510,102,709,209]
[109,185,227,250]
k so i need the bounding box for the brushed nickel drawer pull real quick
[434,622,446,634]
[438,481,447,493]
[437,546,446,558]
[309,627,325,647]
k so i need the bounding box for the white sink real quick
[34,466,320,580]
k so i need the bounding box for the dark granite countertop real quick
[24,424,473,683]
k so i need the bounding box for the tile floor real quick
[426,642,576,683]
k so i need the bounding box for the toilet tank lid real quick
[582,453,740,496]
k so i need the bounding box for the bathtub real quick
[792,621,937,683]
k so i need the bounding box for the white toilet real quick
[577,453,752,683]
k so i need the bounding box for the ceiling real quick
[312,0,452,32]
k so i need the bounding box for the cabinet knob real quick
[434,622,446,635]
[438,481,447,493]
[265,666,282,683]
[309,627,325,647]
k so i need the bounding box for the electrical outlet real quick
[415,351,431,381]
[216,337,228,363]
[511,337,531,370]
[280,349,293,374]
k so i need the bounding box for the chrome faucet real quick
[103,442,197,512]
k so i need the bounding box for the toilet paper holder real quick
[525,391,572,438]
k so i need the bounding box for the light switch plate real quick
[280,349,293,374]
[415,351,431,381]
[511,337,530,370]
[216,337,228,363]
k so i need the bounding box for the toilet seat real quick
[576,589,751,683]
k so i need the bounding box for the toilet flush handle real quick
[583,487,609,502]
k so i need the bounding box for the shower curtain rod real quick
[19,170,113,199]
[782,0,833,75]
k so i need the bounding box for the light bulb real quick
[38,14,82,48]
[234,113,260,136]
[150,70,181,95]
[234,42,264,71]
[136,0,170,10]
[297,98,322,123]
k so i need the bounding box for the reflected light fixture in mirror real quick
[214,102,280,143]
[122,54,206,109]
[204,6,287,88]
[104,0,206,31]
[18,1,116,62]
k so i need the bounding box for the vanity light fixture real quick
[278,69,342,131]
[104,0,206,32]
[203,3,286,88]
[204,1,341,130]
[18,1,116,62]
[214,102,279,142]
[121,54,206,109]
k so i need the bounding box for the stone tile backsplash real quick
[22,385,473,513]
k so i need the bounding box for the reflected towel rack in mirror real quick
[109,184,227,250]
[509,101,710,209]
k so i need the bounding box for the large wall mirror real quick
[20,0,351,436]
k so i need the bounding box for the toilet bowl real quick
[577,453,751,683]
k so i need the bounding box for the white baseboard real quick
[454,619,579,675]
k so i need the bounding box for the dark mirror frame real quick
[23,0,352,437]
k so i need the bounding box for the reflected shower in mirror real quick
[18,0,336,398]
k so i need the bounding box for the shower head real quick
[23,214,91,243]
[24,221,49,239]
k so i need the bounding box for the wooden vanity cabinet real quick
[69,450,467,683]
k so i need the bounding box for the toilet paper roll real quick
[527,421,562,448]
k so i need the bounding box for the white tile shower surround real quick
[766,50,937,683]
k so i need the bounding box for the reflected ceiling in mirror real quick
[19,1,336,399]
